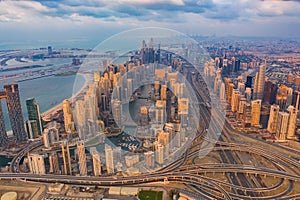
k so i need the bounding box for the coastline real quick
[41,72,91,120]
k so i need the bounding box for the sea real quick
[0,41,91,167]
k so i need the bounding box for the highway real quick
[4,51,300,199]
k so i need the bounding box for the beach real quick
[41,72,91,120]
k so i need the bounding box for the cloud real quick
[0,1,56,22]
[0,0,300,40]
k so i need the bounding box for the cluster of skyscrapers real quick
[26,39,194,176]
[204,57,299,141]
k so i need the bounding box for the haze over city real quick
[0,1,300,200]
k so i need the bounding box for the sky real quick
[1,0,300,47]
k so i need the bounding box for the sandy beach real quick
[41,73,91,120]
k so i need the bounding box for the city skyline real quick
[0,1,300,198]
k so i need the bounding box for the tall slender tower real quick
[253,72,259,99]
[26,98,43,138]
[0,102,8,147]
[4,84,27,142]
[77,141,87,176]
[90,147,101,176]
[267,105,280,133]
[61,141,72,175]
[62,99,73,133]
[254,62,266,100]
[105,144,114,174]
[287,106,297,139]
[276,112,289,140]
[251,100,262,126]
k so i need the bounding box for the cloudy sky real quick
[1,0,300,47]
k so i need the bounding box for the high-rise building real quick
[77,141,87,176]
[105,144,114,174]
[25,98,43,138]
[267,105,280,133]
[156,100,166,125]
[156,143,164,165]
[90,147,101,176]
[245,87,252,103]
[140,106,149,126]
[144,151,155,168]
[61,141,72,175]
[227,83,235,104]
[263,80,278,104]
[4,84,27,143]
[245,76,252,88]
[25,120,38,140]
[127,78,133,100]
[219,82,226,101]
[43,122,59,148]
[255,62,266,100]
[238,82,245,95]
[292,91,300,111]
[251,100,262,126]
[28,153,46,175]
[242,103,252,128]
[178,98,189,115]
[62,99,74,133]
[287,106,297,139]
[276,112,289,141]
[231,90,240,112]
[157,130,170,156]
[49,152,60,174]
[160,84,167,100]
[0,103,8,147]
[112,100,122,126]
[253,72,259,99]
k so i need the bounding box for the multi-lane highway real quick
[3,52,300,199]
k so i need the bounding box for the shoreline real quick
[41,72,91,120]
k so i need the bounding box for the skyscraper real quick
[267,105,280,133]
[276,112,289,141]
[263,80,278,104]
[140,106,149,126]
[26,98,43,138]
[49,152,60,174]
[231,90,240,112]
[77,141,87,176]
[156,100,166,125]
[245,76,252,88]
[254,62,266,100]
[90,147,101,176]
[4,84,27,143]
[62,99,73,133]
[251,100,262,126]
[156,143,164,165]
[112,100,122,126]
[105,144,114,174]
[0,103,8,147]
[253,72,259,99]
[61,141,72,175]
[219,82,226,101]
[287,106,297,139]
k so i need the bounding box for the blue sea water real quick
[0,74,85,130]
